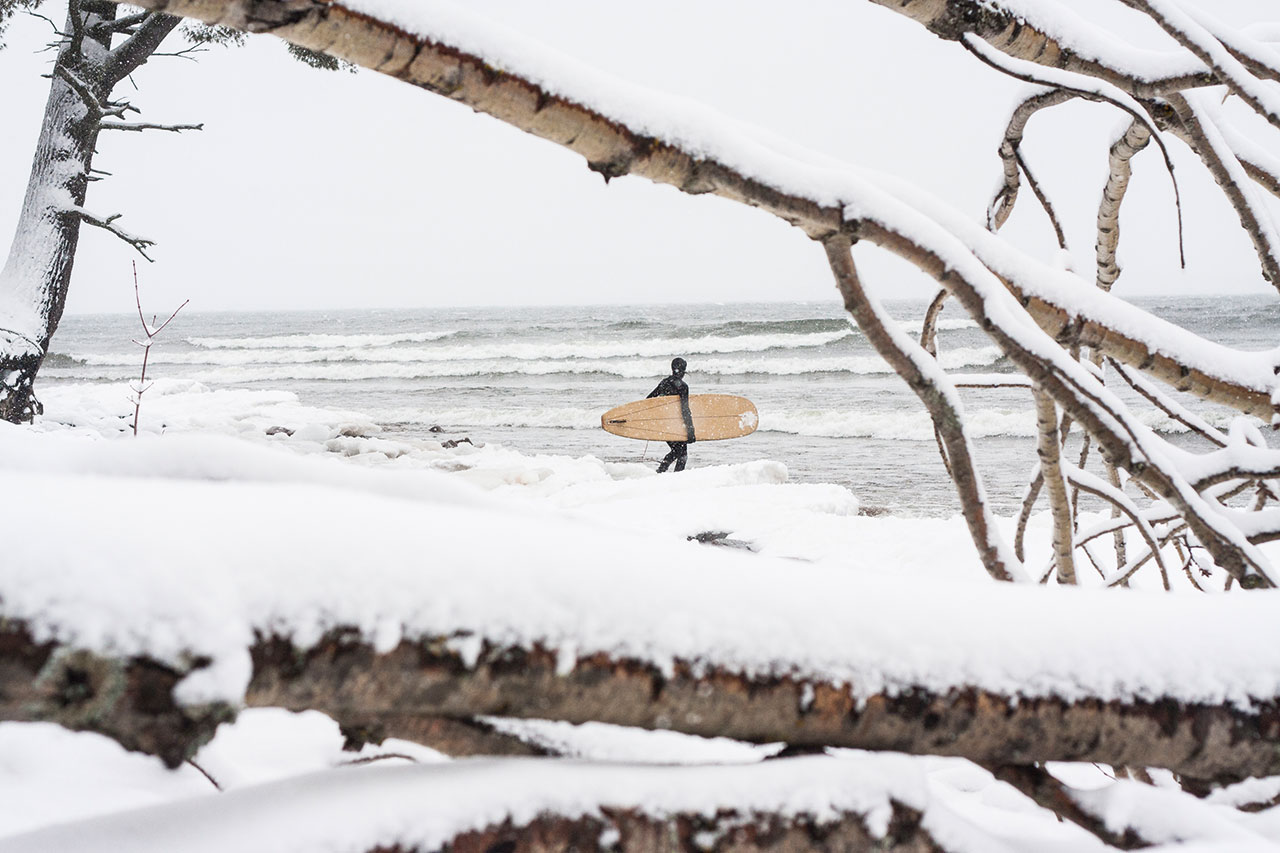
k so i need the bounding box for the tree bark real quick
[413,803,939,853]
[5,624,1280,785]
[824,237,1020,583]
[1035,390,1076,584]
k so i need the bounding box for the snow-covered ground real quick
[2,380,1279,851]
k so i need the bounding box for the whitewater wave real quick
[899,318,980,335]
[90,330,858,367]
[156,347,1001,383]
[186,330,461,349]
[373,401,1040,440]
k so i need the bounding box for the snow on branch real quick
[961,31,1186,266]
[102,9,182,84]
[51,63,125,120]
[1095,120,1152,292]
[66,206,155,260]
[99,120,204,133]
[868,0,1213,97]
[1173,91,1280,286]
[985,87,1076,232]
[1128,0,1280,132]
[0,753,948,853]
[1108,358,1229,448]
[823,237,1024,583]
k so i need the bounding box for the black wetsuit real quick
[648,371,695,472]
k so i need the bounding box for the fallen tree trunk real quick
[5,623,1279,784]
[0,750,944,853]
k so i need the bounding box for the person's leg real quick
[672,442,688,472]
[657,442,679,473]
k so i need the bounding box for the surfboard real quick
[601,394,758,442]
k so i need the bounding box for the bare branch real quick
[1015,148,1070,250]
[986,88,1078,231]
[1015,469,1044,565]
[986,763,1151,849]
[1067,466,1169,581]
[70,207,154,260]
[1168,93,1280,286]
[129,261,187,436]
[824,236,1023,583]
[1036,391,1076,583]
[104,10,181,84]
[1108,359,1228,447]
[961,32,1186,266]
[99,120,203,133]
[1096,120,1152,292]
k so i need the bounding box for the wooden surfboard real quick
[601,394,759,442]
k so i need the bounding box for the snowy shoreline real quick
[8,380,1280,708]
[3,379,1280,849]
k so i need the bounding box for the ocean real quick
[41,295,1280,516]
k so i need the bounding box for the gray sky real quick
[0,0,1276,314]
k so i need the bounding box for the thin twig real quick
[129,261,188,436]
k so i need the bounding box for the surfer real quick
[647,357,695,472]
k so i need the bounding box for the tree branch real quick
[961,31,1186,267]
[1096,120,1152,292]
[986,88,1078,232]
[986,763,1151,849]
[68,206,155,260]
[1125,0,1280,133]
[104,10,181,84]
[1108,359,1228,447]
[1035,390,1076,583]
[99,120,203,133]
[1167,92,1280,286]
[824,236,1023,583]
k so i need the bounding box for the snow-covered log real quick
[0,755,943,853]
[4,427,1280,785]
[6,617,1280,785]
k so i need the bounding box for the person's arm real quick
[678,384,695,443]
[647,378,673,399]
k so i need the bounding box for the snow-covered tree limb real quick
[102,9,181,83]
[1168,92,1280,285]
[864,0,1215,98]
[824,236,1024,583]
[68,205,155,259]
[7,620,1280,785]
[1108,358,1229,447]
[1125,0,1280,133]
[1095,120,1152,292]
[986,87,1075,232]
[98,119,203,132]
[1034,391,1075,584]
[986,763,1151,850]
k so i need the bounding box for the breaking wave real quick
[151,346,1001,383]
[92,330,858,367]
[186,330,461,349]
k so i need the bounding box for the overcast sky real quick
[0,0,1276,315]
